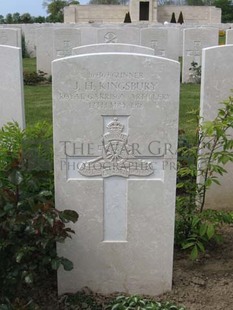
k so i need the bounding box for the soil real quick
[158,224,233,310]
[24,225,233,309]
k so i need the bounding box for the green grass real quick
[24,84,52,126]
[219,34,226,45]
[23,58,200,142]
[23,57,37,72]
[180,83,200,141]
[23,58,52,126]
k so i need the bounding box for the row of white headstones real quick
[2,25,233,81]
[0,41,232,296]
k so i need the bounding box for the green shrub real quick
[189,61,201,84]
[176,96,233,259]
[23,70,49,86]
[106,295,185,310]
[61,290,103,310]
[0,122,78,303]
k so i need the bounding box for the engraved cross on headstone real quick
[56,40,72,57]
[186,40,201,63]
[151,40,165,57]
[64,116,163,242]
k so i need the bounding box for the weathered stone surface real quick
[36,27,54,76]
[22,24,41,57]
[72,43,154,55]
[199,45,233,210]
[140,27,179,60]
[97,27,140,45]
[0,45,25,128]
[0,28,21,47]
[53,53,180,296]
[182,27,218,83]
[80,27,98,46]
[53,28,81,59]
[226,29,233,44]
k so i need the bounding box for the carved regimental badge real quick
[104,32,117,43]
[78,118,153,178]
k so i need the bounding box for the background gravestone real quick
[226,29,233,44]
[0,45,25,129]
[0,28,21,47]
[36,26,54,76]
[53,53,180,295]
[140,27,179,60]
[80,27,98,46]
[182,28,219,83]
[22,24,40,58]
[53,28,81,59]
[72,43,155,55]
[199,45,233,210]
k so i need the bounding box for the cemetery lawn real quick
[23,58,52,125]
[23,57,37,72]
[24,85,52,125]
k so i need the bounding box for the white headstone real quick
[182,28,219,83]
[0,45,25,128]
[0,28,21,47]
[80,27,98,46]
[22,24,40,58]
[226,29,233,44]
[53,52,180,296]
[53,28,81,59]
[140,27,179,60]
[72,43,154,55]
[36,27,54,76]
[199,45,233,210]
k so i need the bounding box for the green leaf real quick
[44,214,54,226]
[61,258,73,271]
[51,258,61,270]
[211,178,221,185]
[8,170,23,185]
[192,216,200,227]
[199,223,207,237]
[38,190,52,197]
[16,251,24,263]
[206,224,215,239]
[219,155,230,164]
[24,273,33,284]
[190,245,198,260]
[4,204,15,212]
[60,210,79,223]
[197,241,205,253]
[182,242,195,250]
[205,178,212,187]
[176,182,184,189]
